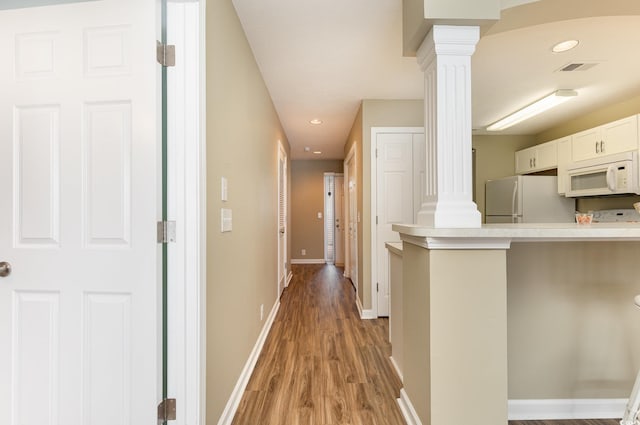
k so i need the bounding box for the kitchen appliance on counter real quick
[590,208,640,222]
[485,175,575,223]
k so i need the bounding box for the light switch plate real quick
[221,208,232,232]
[221,177,228,202]
[317,212,322,219]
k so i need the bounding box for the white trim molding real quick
[290,258,325,264]
[389,356,403,383]
[508,398,627,420]
[285,270,293,287]
[355,295,376,320]
[217,301,280,425]
[398,388,423,425]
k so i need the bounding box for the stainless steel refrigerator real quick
[485,175,575,223]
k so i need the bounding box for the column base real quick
[416,200,481,228]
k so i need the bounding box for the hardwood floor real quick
[231,264,624,425]
[231,264,405,425]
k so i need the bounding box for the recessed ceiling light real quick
[309,119,323,125]
[552,39,579,53]
[313,151,322,155]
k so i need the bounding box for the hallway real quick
[231,264,405,425]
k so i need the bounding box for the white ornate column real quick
[416,25,481,228]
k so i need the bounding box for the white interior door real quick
[376,134,414,317]
[0,1,160,424]
[334,175,345,266]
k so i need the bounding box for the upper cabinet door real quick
[571,115,638,162]
[515,140,557,175]
[601,115,638,155]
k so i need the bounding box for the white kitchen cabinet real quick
[571,114,638,162]
[556,136,571,194]
[515,139,557,174]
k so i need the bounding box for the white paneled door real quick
[375,131,424,317]
[0,1,160,425]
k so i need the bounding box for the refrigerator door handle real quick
[511,180,519,223]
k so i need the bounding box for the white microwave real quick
[565,151,640,197]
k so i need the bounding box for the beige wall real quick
[205,0,291,421]
[402,0,500,55]
[536,93,640,144]
[344,99,423,310]
[402,243,508,424]
[290,160,343,261]
[508,242,640,399]
[472,134,538,219]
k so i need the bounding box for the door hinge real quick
[376,216,378,225]
[157,398,176,421]
[156,41,176,67]
[376,282,379,292]
[157,221,177,243]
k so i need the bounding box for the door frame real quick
[370,127,423,317]
[344,145,358,292]
[166,1,206,424]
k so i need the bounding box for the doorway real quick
[323,173,344,266]
[371,127,425,317]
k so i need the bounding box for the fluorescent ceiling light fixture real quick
[313,151,322,155]
[486,89,578,131]
[309,119,322,125]
[552,39,579,53]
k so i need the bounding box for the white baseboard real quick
[389,356,403,383]
[285,270,293,287]
[353,294,377,319]
[508,398,627,420]
[217,300,280,425]
[361,309,377,319]
[290,258,325,264]
[397,388,423,425]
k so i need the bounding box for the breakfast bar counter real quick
[393,222,640,245]
[391,222,640,425]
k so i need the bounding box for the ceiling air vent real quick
[558,62,599,72]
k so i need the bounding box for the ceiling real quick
[232,0,640,160]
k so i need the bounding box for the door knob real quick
[0,261,11,277]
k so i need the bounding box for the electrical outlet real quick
[260,304,264,321]
[301,249,306,256]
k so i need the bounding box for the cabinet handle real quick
[533,158,536,168]
[600,140,605,153]
[595,141,600,153]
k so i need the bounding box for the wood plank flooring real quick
[231,264,405,425]
[231,264,624,425]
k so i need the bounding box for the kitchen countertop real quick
[385,242,403,255]
[392,222,640,249]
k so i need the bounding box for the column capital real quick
[416,25,480,72]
